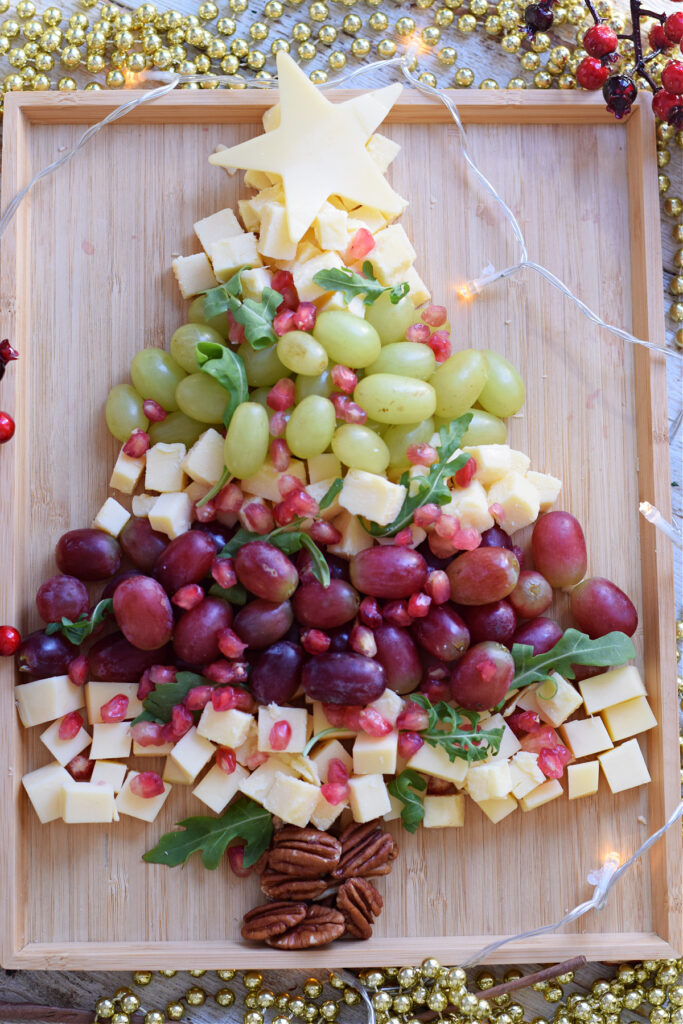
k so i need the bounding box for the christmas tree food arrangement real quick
[13,54,654,949]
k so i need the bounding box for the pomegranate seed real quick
[394,527,414,546]
[234,687,254,712]
[327,758,350,784]
[359,597,382,628]
[269,411,288,438]
[301,628,331,655]
[383,600,412,627]
[330,364,358,394]
[0,624,21,656]
[428,531,457,559]
[123,429,150,458]
[271,270,299,310]
[414,503,442,528]
[193,497,217,523]
[435,514,458,540]
[205,660,241,685]
[345,227,375,263]
[420,677,450,702]
[150,664,176,685]
[294,301,317,331]
[320,781,350,805]
[520,725,561,754]
[216,746,237,774]
[227,844,254,877]
[425,569,450,605]
[160,722,176,743]
[241,500,274,534]
[273,309,297,336]
[359,707,392,737]
[583,23,618,57]
[421,304,447,328]
[100,694,129,722]
[273,498,299,527]
[488,502,505,520]
[406,322,431,343]
[142,399,166,422]
[322,703,359,729]
[427,776,455,795]
[454,456,476,488]
[67,652,89,686]
[218,627,248,659]
[664,11,683,43]
[291,490,319,517]
[407,443,438,466]
[137,669,154,701]
[538,747,565,779]
[408,592,431,618]
[331,394,350,419]
[343,400,367,424]
[310,519,341,545]
[507,710,542,736]
[172,583,204,610]
[0,339,19,366]
[649,24,672,50]
[67,754,94,781]
[211,556,237,589]
[58,710,83,741]
[184,684,214,710]
[212,686,239,710]
[555,743,572,766]
[426,330,451,362]
[453,525,482,551]
[0,411,15,443]
[130,771,165,798]
[396,703,430,731]
[171,703,193,738]
[397,731,424,758]
[269,438,291,471]
[267,378,296,411]
[216,482,244,514]
[269,719,292,750]
[227,312,246,345]
[342,706,364,730]
[278,473,303,498]
[349,623,377,657]
[131,721,165,746]
[576,56,610,89]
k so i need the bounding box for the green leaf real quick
[44,598,113,646]
[130,709,164,727]
[303,727,341,757]
[208,581,248,606]
[366,414,473,537]
[196,341,248,428]
[312,264,410,307]
[319,477,343,511]
[139,671,208,724]
[219,521,330,587]
[228,287,283,350]
[388,769,427,833]
[410,694,504,764]
[510,629,636,692]
[202,266,248,320]
[299,533,331,588]
[196,465,230,509]
[143,796,273,870]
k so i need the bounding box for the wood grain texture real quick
[0,90,679,970]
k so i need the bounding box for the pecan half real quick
[241,901,307,941]
[266,904,346,949]
[260,868,328,901]
[337,877,383,939]
[268,826,342,879]
[330,820,398,881]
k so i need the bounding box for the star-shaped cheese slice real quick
[209,51,406,242]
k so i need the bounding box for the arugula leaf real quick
[410,694,504,764]
[196,465,230,509]
[366,414,473,537]
[219,522,330,588]
[208,581,248,606]
[388,769,427,833]
[143,796,273,870]
[312,262,410,307]
[202,269,283,350]
[510,629,635,691]
[196,341,248,428]
[299,533,331,588]
[202,266,249,321]
[319,477,343,511]
[133,671,208,725]
[44,598,113,646]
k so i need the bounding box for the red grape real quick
[413,603,470,661]
[460,599,517,645]
[251,641,304,704]
[153,530,216,594]
[173,596,233,666]
[447,547,519,605]
[531,511,586,588]
[113,575,174,651]
[16,630,77,678]
[89,631,170,681]
[120,517,168,572]
[0,625,21,657]
[301,652,386,704]
[511,617,563,655]
[100,569,144,600]
[449,641,514,711]
[374,624,422,694]
[349,545,427,599]
[56,528,122,580]
[36,575,89,623]
[191,521,235,551]
[233,599,294,649]
[292,579,360,629]
[234,541,299,602]
[479,525,512,550]
[569,577,638,638]
[508,570,553,619]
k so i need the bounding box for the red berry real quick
[649,24,673,51]
[584,23,618,57]
[408,592,431,618]
[425,569,450,605]
[664,12,683,43]
[130,771,165,798]
[396,703,430,731]
[507,709,541,736]
[393,527,413,546]
[576,56,610,89]
[212,685,239,710]
[662,59,683,93]
[0,624,21,656]
[216,482,243,514]
[170,702,193,739]
[273,308,297,336]
[414,503,442,528]
[271,270,298,310]
[241,500,274,534]
[652,89,681,119]
[0,411,15,443]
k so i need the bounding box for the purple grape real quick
[450,641,515,711]
[511,617,563,655]
[413,604,470,662]
[16,630,77,679]
[191,521,235,551]
[100,570,144,601]
[327,625,351,652]
[119,517,168,572]
[297,548,349,582]
[447,547,519,605]
[480,525,512,550]
[416,539,452,572]
[88,631,170,681]
[292,579,360,629]
[301,652,386,704]
[234,541,299,602]
[56,528,122,580]
[36,575,89,623]
[349,545,427,599]
[570,577,638,639]
[233,599,294,649]
[460,599,517,645]
[173,596,233,666]
[113,575,174,651]
[374,624,422,694]
[251,641,304,704]
[153,530,216,594]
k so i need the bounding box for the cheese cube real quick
[239,756,296,804]
[567,761,599,800]
[367,225,416,285]
[197,707,253,749]
[179,429,223,488]
[383,794,403,822]
[132,493,158,517]
[244,168,278,190]
[404,265,431,307]
[258,704,309,754]
[519,778,563,811]
[264,772,320,827]
[306,477,342,521]
[62,781,116,823]
[407,741,468,787]
[115,771,172,822]
[310,791,347,831]
[423,794,465,828]
[365,132,401,172]
[15,674,85,728]
[93,497,131,538]
[308,453,340,484]
[292,251,344,303]
[348,773,392,823]
[479,713,521,763]
[339,469,407,526]
[282,753,320,786]
[313,202,349,252]
[309,738,353,782]
[475,794,518,824]
[258,202,298,261]
[560,717,613,759]
[327,510,375,558]
[319,291,367,319]
[209,234,260,281]
[22,762,71,823]
[91,761,127,794]
[353,731,398,776]
[601,695,657,743]
[238,197,260,233]
[133,740,174,757]
[184,480,210,506]
[311,701,356,741]
[168,726,215,782]
[487,471,541,536]
[368,689,404,727]
[40,716,90,767]
[466,761,513,802]
[598,738,651,794]
[148,492,192,539]
[442,480,494,533]
[145,442,187,493]
[241,457,306,502]
[172,253,218,299]
[234,719,260,766]
[241,266,272,301]
[110,447,145,495]
[509,751,545,799]
[536,673,584,727]
[348,205,387,233]
[511,684,544,719]
[85,682,142,724]
[162,756,194,785]
[525,470,562,511]
[193,762,249,814]
[579,666,647,715]
[194,207,243,252]
[90,722,132,761]
[462,445,531,486]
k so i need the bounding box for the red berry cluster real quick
[0,339,18,444]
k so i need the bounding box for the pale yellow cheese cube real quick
[184,481,210,507]
[404,265,431,307]
[466,761,512,802]
[348,773,392,823]
[519,778,563,811]
[383,794,403,823]
[486,471,541,536]
[238,756,296,805]
[535,673,584,727]
[169,726,215,782]
[241,458,307,503]
[313,202,349,252]
[241,266,272,301]
[308,453,340,485]
[209,234,260,281]
[352,731,398,776]
[274,238,321,272]
[90,722,132,761]
[90,761,127,794]
[244,168,278,190]
[193,762,249,814]
[234,719,260,766]
[480,713,521,764]
[197,707,253,749]
[238,197,260,233]
[327,510,375,558]
[368,689,405,727]
[348,205,387,233]
[318,291,367,319]
[567,761,599,800]
[598,738,651,794]
[162,756,194,785]
[579,666,647,715]
[181,428,225,487]
[258,202,298,262]
[62,780,116,823]
[475,794,518,824]
[145,442,187,493]
[40,716,90,767]
[509,751,545,799]
[15,674,85,728]
[148,492,192,539]
[92,497,131,538]
[132,493,157,517]
[172,253,218,299]
[257,704,309,754]
[462,445,531,486]
[85,682,142,724]
[133,740,174,757]
[311,701,356,741]
[560,717,613,759]
[442,480,494,533]
[292,251,344,303]
[367,224,416,285]
[115,771,172,822]
[281,753,320,786]
[423,793,465,828]
[310,791,347,831]
[525,470,562,511]
[339,468,407,526]
[407,741,468,787]
[194,207,243,252]
[601,695,657,743]
[264,772,320,827]
[305,477,342,521]
[309,738,353,782]
[110,447,145,495]
[22,761,71,823]
[365,132,401,172]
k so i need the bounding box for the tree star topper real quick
[209,51,407,243]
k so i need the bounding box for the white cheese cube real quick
[172,253,218,299]
[264,772,320,827]
[133,740,174,757]
[184,480,210,506]
[182,428,225,487]
[15,674,85,728]
[310,791,347,831]
[40,716,90,767]
[519,778,563,811]
[423,794,465,828]
[241,266,272,301]
[367,689,404,727]
[525,470,562,511]
[486,471,541,536]
[462,445,531,486]
[209,234,260,281]
[579,666,647,715]
[234,719,260,766]
[291,251,344,303]
[601,695,657,743]
[407,741,468,786]
[90,761,127,794]
[306,477,342,521]
[383,794,403,823]
[365,132,401,172]
[162,756,194,785]
[560,717,613,759]
[132,493,158,517]
[352,731,398,776]
[193,762,249,814]
[348,205,387,233]
[319,291,367,319]
[367,224,416,285]
[309,738,353,782]
[258,202,298,261]
[348,773,392,823]
[511,684,545,719]
[478,713,521,764]
[148,491,192,539]
[475,794,518,824]
[168,726,215,782]
[239,756,296,805]
[85,682,142,724]
[145,442,187,493]
[93,497,131,538]
[115,771,172,822]
[308,453,340,485]
[509,751,545,799]
[404,265,431,307]
[90,722,132,761]
[197,707,253,749]
[442,480,494,533]
[327,510,375,558]
[311,702,356,741]
[241,457,306,503]
[110,447,145,495]
[22,761,71,823]
[466,761,512,802]
[567,760,599,800]
[314,202,349,252]
[598,738,651,794]
[238,197,260,233]
[194,207,244,252]
[339,468,407,526]
[536,673,584,727]
[258,704,309,754]
[62,781,116,823]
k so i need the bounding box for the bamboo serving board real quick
[0,89,679,969]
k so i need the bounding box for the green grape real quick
[313,310,382,368]
[383,417,435,470]
[477,350,525,417]
[249,386,271,410]
[175,373,228,424]
[331,423,390,474]
[130,348,187,411]
[364,418,389,436]
[224,401,269,479]
[285,395,336,459]
[437,407,507,445]
[354,373,436,424]
[238,341,289,387]
[364,291,414,345]
[366,341,435,381]
[431,349,489,420]
[277,330,329,376]
[295,368,332,402]
[149,410,206,447]
[105,384,149,442]
[170,322,226,373]
[188,294,230,339]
